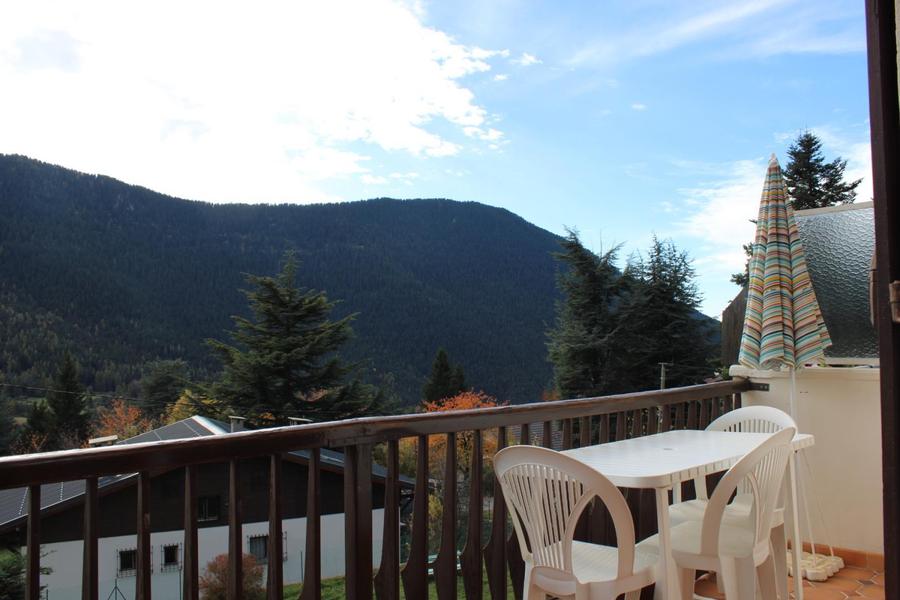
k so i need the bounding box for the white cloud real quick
[631,103,647,111]
[493,73,509,81]
[512,52,542,66]
[0,0,507,203]
[568,0,863,67]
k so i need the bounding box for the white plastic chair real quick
[646,427,796,600]
[493,445,657,600]
[670,406,796,599]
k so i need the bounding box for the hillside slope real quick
[0,155,564,404]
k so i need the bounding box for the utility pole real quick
[659,362,674,389]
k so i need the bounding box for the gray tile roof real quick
[0,415,399,530]
[794,202,878,361]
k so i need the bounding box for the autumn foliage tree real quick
[198,554,264,600]
[93,399,154,440]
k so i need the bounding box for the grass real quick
[283,573,515,599]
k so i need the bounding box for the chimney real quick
[288,417,313,426]
[88,435,118,447]
[229,415,246,433]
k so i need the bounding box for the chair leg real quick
[757,554,778,600]
[678,567,696,600]
[771,524,788,600]
[720,557,757,600]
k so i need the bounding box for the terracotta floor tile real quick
[857,585,885,599]
[798,586,851,599]
[822,576,865,593]
[838,566,878,580]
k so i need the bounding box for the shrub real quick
[198,553,265,600]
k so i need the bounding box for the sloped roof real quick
[0,415,398,531]
[794,202,878,362]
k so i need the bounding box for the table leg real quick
[653,487,681,600]
[788,453,804,600]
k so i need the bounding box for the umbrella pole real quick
[790,366,798,422]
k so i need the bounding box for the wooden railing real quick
[0,379,748,600]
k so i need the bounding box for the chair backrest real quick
[707,405,796,434]
[699,427,795,556]
[493,445,637,581]
[694,406,795,500]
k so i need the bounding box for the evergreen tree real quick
[546,231,626,399]
[207,253,381,423]
[22,400,54,452]
[0,398,18,456]
[140,359,190,418]
[784,131,861,210]
[620,237,716,390]
[45,351,90,448]
[422,349,467,403]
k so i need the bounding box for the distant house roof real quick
[794,202,878,362]
[0,415,403,531]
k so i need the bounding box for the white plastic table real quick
[562,429,814,600]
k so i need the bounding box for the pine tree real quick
[207,253,381,423]
[546,231,626,399]
[620,237,716,390]
[422,349,467,403]
[140,359,189,418]
[783,131,861,210]
[45,351,90,448]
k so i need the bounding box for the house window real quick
[161,544,181,572]
[118,549,137,577]
[248,535,268,563]
[198,495,220,522]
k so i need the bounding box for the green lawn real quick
[283,574,515,599]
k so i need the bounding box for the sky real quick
[0,0,871,317]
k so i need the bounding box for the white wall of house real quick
[31,509,385,600]
[730,365,883,555]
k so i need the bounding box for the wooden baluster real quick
[401,436,428,600]
[375,441,400,600]
[662,404,673,431]
[629,409,641,438]
[687,400,699,430]
[542,421,554,449]
[83,477,98,600]
[137,471,152,600]
[675,403,686,429]
[435,433,458,600]
[579,416,591,447]
[461,431,483,600]
[301,449,322,600]
[228,460,242,600]
[268,454,284,600]
[734,392,742,410]
[344,444,374,600]
[184,465,199,600]
[507,427,528,599]
[648,406,660,435]
[563,419,573,449]
[710,396,721,422]
[484,427,507,600]
[599,414,610,443]
[615,411,626,441]
[26,485,40,600]
[699,398,711,429]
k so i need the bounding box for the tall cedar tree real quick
[43,351,90,448]
[207,254,383,423]
[422,348,466,403]
[731,131,862,285]
[139,359,189,418]
[784,131,861,210]
[620,238,716,389]
[547,231,626,399]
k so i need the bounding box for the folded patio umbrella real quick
[738,154,832,392]
[738,155,837,584]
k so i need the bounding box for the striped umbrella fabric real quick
[738,154,832,370]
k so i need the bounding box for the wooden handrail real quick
[0,379,747,489]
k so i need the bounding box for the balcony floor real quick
[693,567,885,599]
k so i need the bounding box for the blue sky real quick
[0,1,870,316]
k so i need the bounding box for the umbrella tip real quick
[769,152,779,164]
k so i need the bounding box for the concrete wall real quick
[32,510,385,600]
[730,365,883,554]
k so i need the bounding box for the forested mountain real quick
[0,155,567,405]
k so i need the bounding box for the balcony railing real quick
[0,378,748,600]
